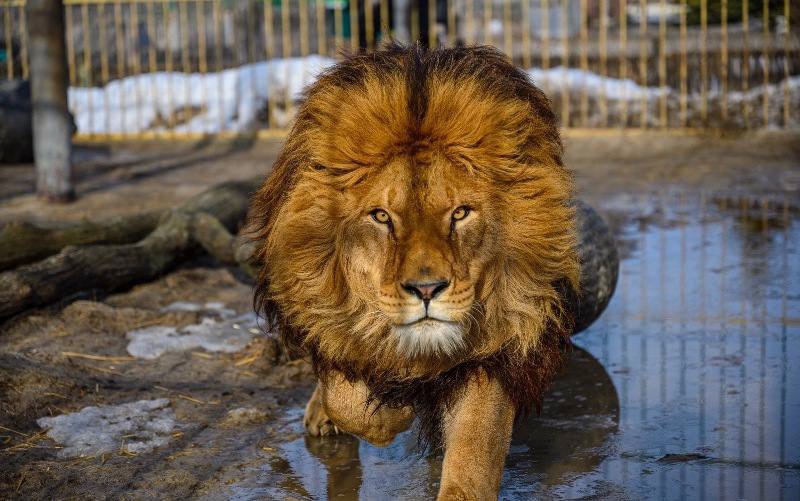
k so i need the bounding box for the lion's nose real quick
[401,280,450,306]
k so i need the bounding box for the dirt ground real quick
[0,130,798,500]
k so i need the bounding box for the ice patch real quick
[160,301,236,318]
[126,313,258,359]
[36,399,176,458]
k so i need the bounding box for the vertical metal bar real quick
[522,0,531,67]
[380,0,390,43]
[599,0,608,126]
[179,0,190,133]
[560,0,569,126]
[503,0,512,57]
[365,0,374,48]
[264,0,275,60]
[197,1,208,134]
[619,0,627,126]
[317,0,327,54]
[638,0,648,127]
[214,0,224,131]
[335,1,343,52]
[65,3,76,123]
[742,0,749,127]
[146,2,156,74]
[300,0,310,55]
[720,0,728,122]
[700,0,707,123]
[130,2,142,133]
[100,2,110,134]
[247,0,258,113]
[351,0,360,51]
[162,0,172,132]
[18,4,28,79]
[579,0,588,126]
[658,0,666,127]
[197,1,208,73]
[430,0,438,48]
[483,0,491,45]
[542,0,550,69]
[81,2,93,134]
[679,0,687,126]
[741,0,750,129]
[3,5,12,79]
[466,0,474,45]
[282,0,291,57]
[146,1,158,136]
[244,0,258,109]
[784,0,790,126]
[115,1,126,133]
[447,0,456,47]
[66,4,76,90]
[762,0,770,127]
[282,0,292,124]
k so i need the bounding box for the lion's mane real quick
[250,44,579,445]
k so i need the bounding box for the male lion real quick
[251,44,580,499]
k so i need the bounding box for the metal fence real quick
[1,0,798,139]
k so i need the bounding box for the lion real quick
[250,44,579,500]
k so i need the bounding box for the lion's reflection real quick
[285,346,619,499]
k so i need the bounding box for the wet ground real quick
[1,131,798,499]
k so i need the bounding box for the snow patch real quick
[36,399,176,458]
[527,66,665,100]
[126,313,258,359]
[67,56,800,134]
[68,55,336,134]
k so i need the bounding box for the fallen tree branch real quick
[191,212,258,277]
[0,212,163,271]
[0,179,261,320]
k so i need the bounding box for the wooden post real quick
[26,0,74,202]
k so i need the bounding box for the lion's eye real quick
[370,209,392,225]
[451,206,470,222]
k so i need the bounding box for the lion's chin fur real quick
[392,320,465,358]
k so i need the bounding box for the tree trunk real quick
[27,0,73,202]
[0,179,261,321]
[0,211,163,271]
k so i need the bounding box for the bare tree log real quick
[191,212,238,265]
[0,212,162,271]
[27,0,73,202]
[191,212,259,277]
[0,179,261,320]
[0,211,192,319]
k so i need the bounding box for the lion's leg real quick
[318,371,414,447]
[437,370,515,501]
[304,381,340,437]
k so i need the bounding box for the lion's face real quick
[339,155,499,358]
[252,46,579,376]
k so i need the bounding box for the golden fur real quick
[250,43,579,497]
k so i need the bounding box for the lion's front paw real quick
[304,384,340,437]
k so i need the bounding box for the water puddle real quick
[229,192,800,500]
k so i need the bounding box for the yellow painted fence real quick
[1,0,798,139]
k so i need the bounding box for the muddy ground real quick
[1,130,798,500]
